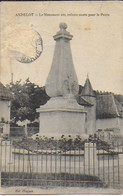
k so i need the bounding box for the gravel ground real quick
[0,186,123,195]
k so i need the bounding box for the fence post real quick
[24,124,28,136]
[119,149,123,188]
[1,140,12,172]
[84,142,97,176]
[0,138,2,187]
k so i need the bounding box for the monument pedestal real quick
[37,96,86,138]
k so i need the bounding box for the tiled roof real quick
[78,79,123,119]
[76,95,93,106]
[81,78,95,97]
[0,82,10,100]
[96,93,122,119]
[114,97,123,117]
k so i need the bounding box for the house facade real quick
[77,77,123,139]
[0,82,10,135]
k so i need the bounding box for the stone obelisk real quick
[37,23,86,137]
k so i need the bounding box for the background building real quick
[0,82,10,135]
[77,77,123,139]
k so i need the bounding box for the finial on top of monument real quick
[54,23,73,40]
[59,23,67,30]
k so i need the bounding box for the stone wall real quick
[96,117,120,132]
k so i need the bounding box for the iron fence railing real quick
[10,127,39,137]
[0,139,123,188]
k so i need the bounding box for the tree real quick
[7,78,50,124]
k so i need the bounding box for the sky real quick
[0,1,123,94]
